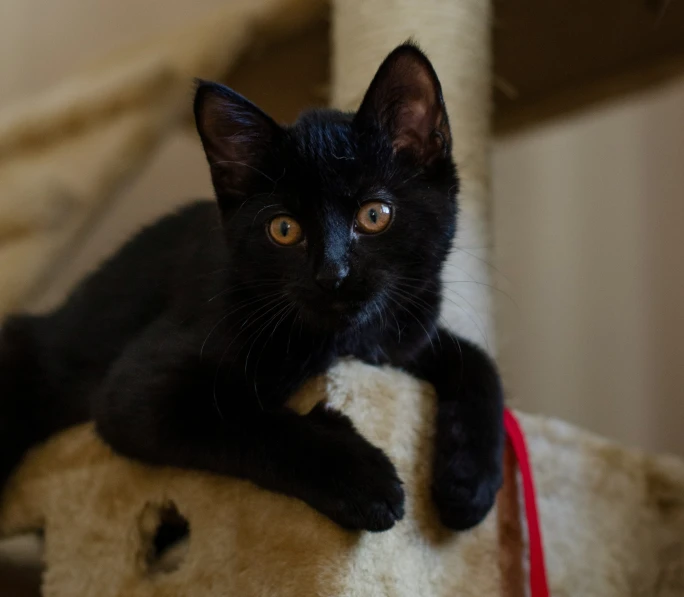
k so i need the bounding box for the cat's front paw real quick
[313,436,405,532]
[303,404,405,532]
[329,470,405,532]
[432,464,502,531]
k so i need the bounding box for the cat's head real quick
[194,43,457,331]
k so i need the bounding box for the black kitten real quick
[0,44,503,532]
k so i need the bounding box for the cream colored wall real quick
[494,77,684,455]
[2,1,683,455]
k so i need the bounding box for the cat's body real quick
[0,44,503,532]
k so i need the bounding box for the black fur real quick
[0,44,503,532]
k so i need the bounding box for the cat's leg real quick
[92,317,405,531]
[0,318,39,485]
[0,316,89,486]
[405,330,504,530]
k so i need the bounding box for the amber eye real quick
[355,202,393,234]
[268,215,303,246]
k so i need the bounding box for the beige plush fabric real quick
[525,417,684,596]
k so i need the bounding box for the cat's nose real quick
[315,263,349,292]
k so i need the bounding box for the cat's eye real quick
[268,215,303,246]
[355,202,393,234]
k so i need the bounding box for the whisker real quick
[205,280,282,304]
[211,295,288,413]
[224,191,273,226]
[389,308,402,344]
[391,271,518,309]
[453,247,514,286]
[443,280,519,310]
[251,203,281,226]
[386,286,465,388]
[372,300,387,333]
[200,290,284,359]
[392,280,489,349]
[388,287,443,351]
[240,300,292,406]
[286,306,301,355]
[244,300,292,377]
[385,290,435,353]
[253,303,296,391]
[210,159,275,183]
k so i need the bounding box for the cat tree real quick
[1,0,684,595]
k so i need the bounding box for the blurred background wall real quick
[494,79,684,456]
[1,0,683,457]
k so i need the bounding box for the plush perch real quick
[2,361,684,596]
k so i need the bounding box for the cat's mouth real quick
[294,291,376,327]
[300,296,363,315]
[330,299,361,312]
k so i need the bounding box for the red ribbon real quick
[504,408,550,597]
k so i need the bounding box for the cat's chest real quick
[332,322,434,368]
[224,330,334,405]
[332,332,390,366]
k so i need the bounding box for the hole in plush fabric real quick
[0,534,43,597]
[139,501,190,576]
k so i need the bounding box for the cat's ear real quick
[354,43,451,165]
[194,81,281,199]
